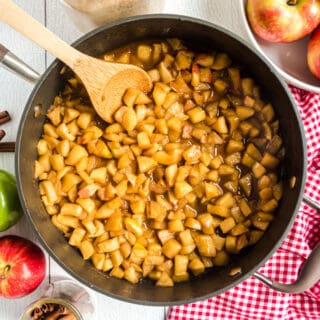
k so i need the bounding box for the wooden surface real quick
[0,1,250,319]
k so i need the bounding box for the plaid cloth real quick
[167,85,320,320]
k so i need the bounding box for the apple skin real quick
[246,0,320,42]
[0,235,46,298]
[308,25,320,79]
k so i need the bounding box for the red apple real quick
[246,0,320,42]
[308,25,320,79]
[0,235,46,298]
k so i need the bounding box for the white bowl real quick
[60,0,164,33]
[239,0,320,93]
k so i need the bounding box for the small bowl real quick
[20,298,83,320]
[239,0,320,93]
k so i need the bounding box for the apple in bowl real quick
[308,25,320,79]
[246,0,320,42]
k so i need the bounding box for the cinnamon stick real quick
[0,129,5,141]
[0,142,15,152]
[0,110,11,124]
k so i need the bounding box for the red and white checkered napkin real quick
[167,85,320,320]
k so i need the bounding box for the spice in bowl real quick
[21,298,82,320]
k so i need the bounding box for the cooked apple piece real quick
[230,206,245,223]
[197,213,214,234]
[80,240,94,260]
[252,218,270,231]
[214,78,229,93]
[156,272,174,287]
[199,67,212,83]
[137,156,157,173]
[168,219,184,233]
[260,198,278,212]
[207,204,230,218]
[174,254,189,276]
[252,162,266,179]
[65,145,88,165]
[241,78,254,96]
[262,122,272,140]
[162,238,182,259]
[212,116,228,134]
[152,82,170,106]
[224,180,239,194]
[124,217,143,237]
[225,111,240,132]
[230,223,248,236]
[193,234,216,257]
[210,155,223,169]
[110,267,124,279]
[225,152,241,166]
[148,201,166,221]
[220,217,236,234]
[261,152,280,169]
[184,217,202,230]
[256,212,275,222]
[246,143,262,161]
[204,182,222,200]
[238,198,252,217]
[194,53,214,67]
[239,121,253,136]
[236,234,249,251]
[225,235,238,254]
[243,95,255,107]
[241,152,255,168]
[239,173,253,197]
[183,145,201,163]
[235,106,255,120]
[226,139,244,154]
[158,61,174,83]
[175,50,193,70]
[178,229,195,246]
[212,53,231,70]
[172,272,190,283]
[105,211,123,232]
[214,250,229,266]
[266,135,283,154]
[97,237,119,253]
[174,181,193,199]
[273,182,283,201]
[189,257,205,276]
[157,230,175,245]
[122,87,140,108]
[211,234,225,251]
[215,192,235,208]
[187,107,206,123]
[170,74,192,95]
[262,103,275,122]
[228,67,241,91]
[206,131,224,144]
[259,187,273,200]
[136,44,152,62]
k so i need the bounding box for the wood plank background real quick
[0,1,249,319]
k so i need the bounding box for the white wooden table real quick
[0,1,250,319]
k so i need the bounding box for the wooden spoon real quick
[0,0,152,123]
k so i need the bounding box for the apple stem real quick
[287,0,298,5]
[0,265,10,279]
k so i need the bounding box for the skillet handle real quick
[254,195,320,294]
[0,43,40,83]
[254,242,320,294]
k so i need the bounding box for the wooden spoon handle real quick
[0,0,82,68]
